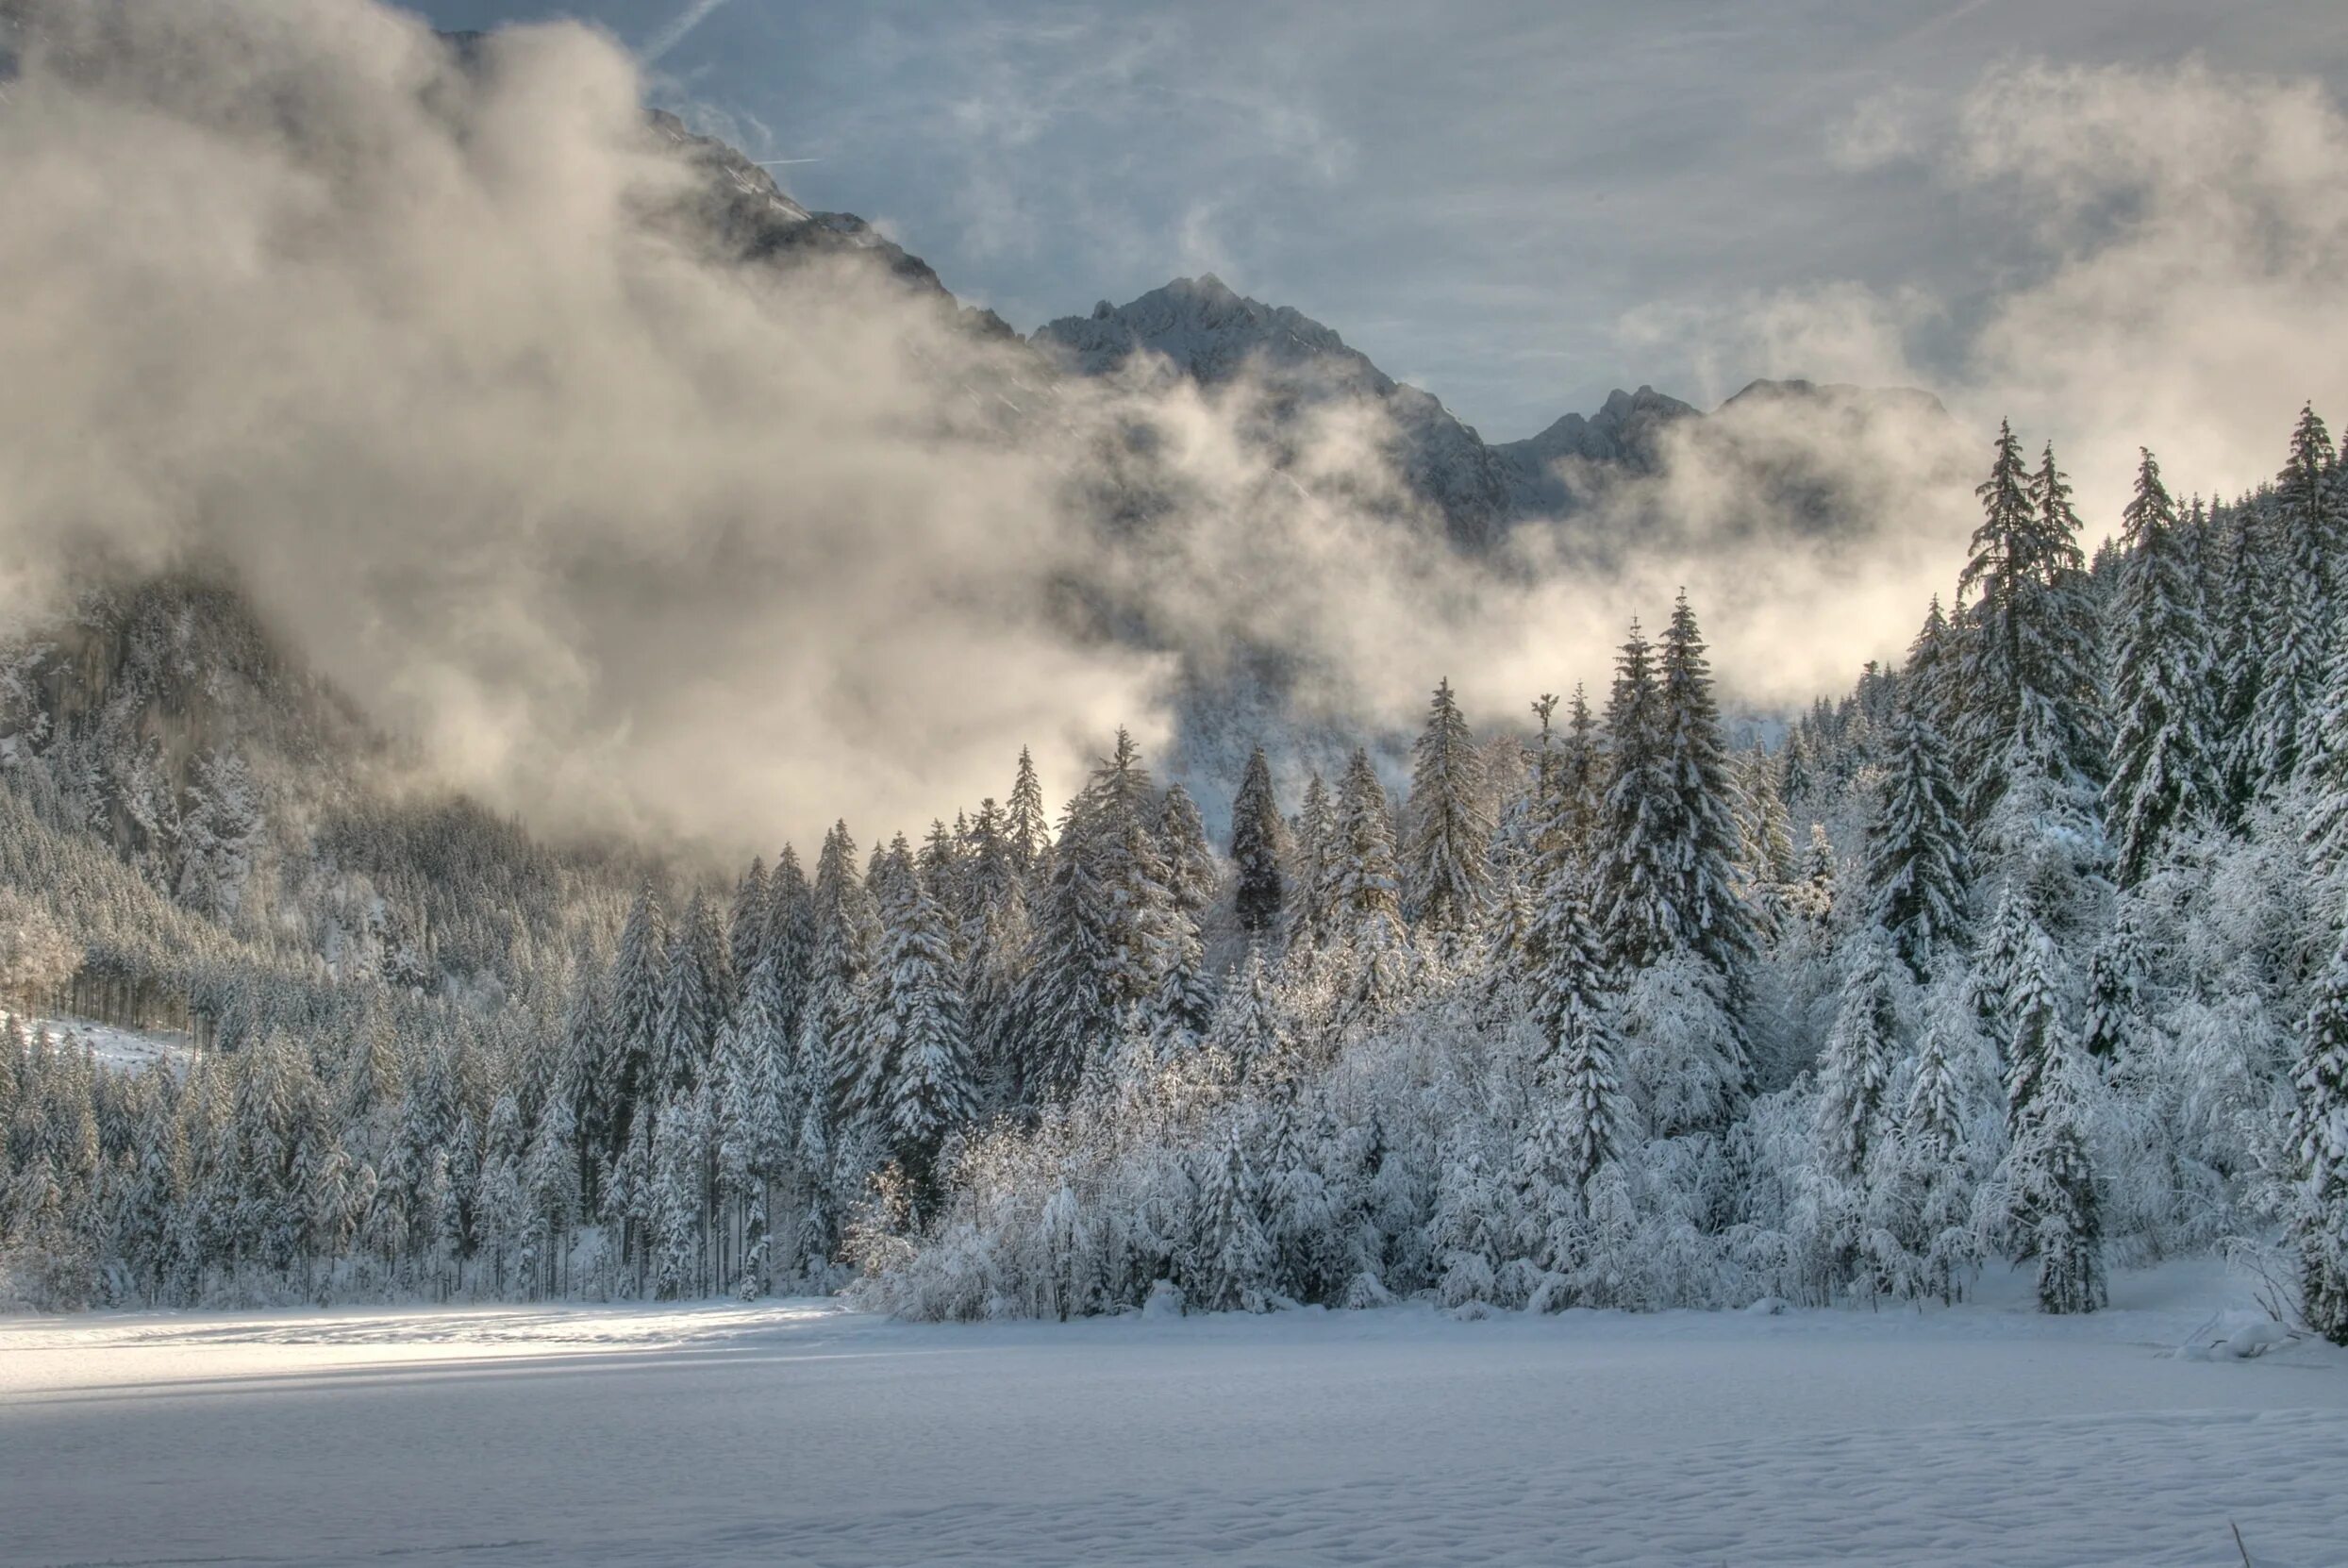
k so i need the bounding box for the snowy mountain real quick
[1033,277,1958,554]
[645,108,1022,345]
[1034,275,1515,551]
[1491,384,1700,517]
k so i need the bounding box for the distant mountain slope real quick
[1033,277,1960,558]
[0,574,648,1024]
[1490,385,1700,518]
[1034,275,1513,551]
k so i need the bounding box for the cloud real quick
[0,1,1169,852]
[4,2,2343,863]
[1951,58,2348,512]
[1683,58,2348,526]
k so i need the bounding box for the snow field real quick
[4,1260,2344,1567]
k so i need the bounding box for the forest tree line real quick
[5,410,2348,1342]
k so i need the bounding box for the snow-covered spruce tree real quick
[651,891,724,1108]
[2003,921,2070,1139]
[2300,626,2348,874]
[1405,678,1493,943]
[1864,702,1970,980]
[1151,784,1218,1047]
[1952,425,2107,830]
[2104,449,2217,887]
[2078,909,2148,1066]
[1331,749,1407,1010]
[2249,407,2341,787]
[1657,593,1757,982]
[1004,745,1052,883]
[2211,497,2271,820]
[1598,619,1675,969]
[591,884,667,1171]
[1731,749,1797,936]
[1191,1125,1272,1312]
[805,822,881,1142]
[646,1086,708,1300]
[1865,1010,1988,1306]
[1971,876,2033,1043]
[1555,684,1602,852]
[1285,772,1336,951]
[1205,945,1290,1083]
[764,846,816,1043]
[1902,595,1960,752]
[1788,821,1840,931]
[1522,799,1608,1046]
[727,856,771,1000]
[2289,927,2348,1343]
[1017,730,1176,1102]
[1430,1135,1506,1309]
[871,837,976,1194]
[2008,1049,2107,1315]
[1228,745,1287,942]
[1815,936,1898,1180]
[1553,993,1628,1201]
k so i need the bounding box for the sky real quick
[10,0,2348,854]
[408,0,2348,442]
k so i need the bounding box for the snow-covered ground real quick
[2,1009,197,1074]
[4,1261,2343,1568]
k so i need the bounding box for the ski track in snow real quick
[5,1263,2345,1568]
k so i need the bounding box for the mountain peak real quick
[1720,377,1950,421]
[1033,276,1374,389]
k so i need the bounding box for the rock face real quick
[1029,278,1957,556]
[1490,386,1701,519]
[1035,276,1513,552]
[646,110,1019,342]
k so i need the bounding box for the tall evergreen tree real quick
[1815,937,1897,1177]
[1556,684,1602,852]
[2105,449,2217,886]
[592,885,667,1165]
[1551,994,1627,1201]
[1285,773,1337,951]
[2078,911,2147,1065]
[1005,747,1052,881]
[765,847,817,1046]
[1228,746,1287,942]
[872,838,976,1189]
[727,858,771,993]
[1152,784,1218,1045]
[1598,619,1674,970]
[1405,678,1493,941]
[1331,749,1405,950]
[805,823,881,1139]
[1017,731,1175,1100]
[1205,946,1289,1083]
[2212,497,2270,817]
[651,892,724,1106]
[2010,1053,2106,1316]
[1953,426,2107,827]
[1903,595,1958,746]
[2290,926,2348,1343]
[2003,923,2070,1139]
[1194,1126,1272,1312]
[2302,627,2348,873]
[1657,594,1757,980]
[1864,702,1970,979]
[2250,407,2342,786]
[1523,812,1607,1048]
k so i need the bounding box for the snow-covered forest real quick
[6,411,2347,1343]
